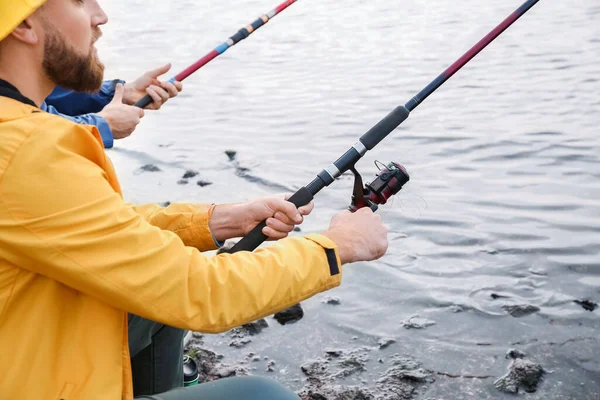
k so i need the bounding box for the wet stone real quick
[494,358,545,393]
[229,338,251,348]
[323,296,341,306]
[184,345,248,383]
[182,170,199,179]
[574,299,597,312]
[274,303,304,325]
[225,150,237,161]
[401,315,436,330]
[502,304,540,318]
[378,338,397,350]
[325,349,343,358]
[298,352,429,400]
[140,164,161,172]
[197,180,213,187]
[299,385,375,400]
[506,349,527,359]
[231,319,268,337]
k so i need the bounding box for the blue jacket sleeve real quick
[45,79,123,115]
[40,103,114,149]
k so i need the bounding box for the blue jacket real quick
[41,79,124,149]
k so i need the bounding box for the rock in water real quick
[299,385,375,400]
[323,296,341,306]
[184,346,248,383]
[234,319,268,336]
[177,179,188,185]
[197,180,213,187]
[140,164,161,172]
[494,358,545,393]
[225,150,237,161]
[229,338,252,348]
[574,299,598,312]
[183,170,199,179]
[378,338,396,350]
[274,303,304,325]
[506,349,527,360]
[400,315,436,330]
[501,304,540,318]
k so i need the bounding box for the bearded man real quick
[0,1,390,399]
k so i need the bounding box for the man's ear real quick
[10,18,41,45]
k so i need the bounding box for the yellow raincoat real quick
[0,84,342,400]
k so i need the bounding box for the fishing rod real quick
[134,0,298,109]
[228,0,541,254]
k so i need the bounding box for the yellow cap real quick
[0,0,46,42]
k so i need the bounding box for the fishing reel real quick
[349,161,410,212]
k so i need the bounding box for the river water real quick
[97,0,599,398]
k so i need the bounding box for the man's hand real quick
[322,208,389,264]
[243,194,314,239]
[122,63,183,110]
[209,194,314,242]
[98,84,145,140]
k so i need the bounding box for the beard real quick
[41,21,105,93]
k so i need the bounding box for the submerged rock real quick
[325,349,343,359]
[494,358,545,393]
[449,305,464,313]
[502,304,540,318]
[574,299,597,312]
[229,319,268,339]
[274,303,304,325]
[299,385,375,400]
[177,179,188,185]
[225,150,237,161]
[140,164,161,172]
[239,319,269,336]
[299,349,429,400]
[323,296,341,306]
[378,338,397,350]
[266,360,276,372]
[184,346,249,383]
[182,170,199,179]
[506,349,527,360]
[401,315,436,330]
[229,338,252,348]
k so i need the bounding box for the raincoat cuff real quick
[304,234,342,278]
[173,203,221,251]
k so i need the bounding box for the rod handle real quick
[133,77,177,109]
[228,187,314,253]
[359,106,410,150]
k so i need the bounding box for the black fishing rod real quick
[229,0,541,254]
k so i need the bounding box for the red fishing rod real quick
[229,0,541,253]
[134,0,298,109]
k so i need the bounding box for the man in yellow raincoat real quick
[0,1,390,399]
